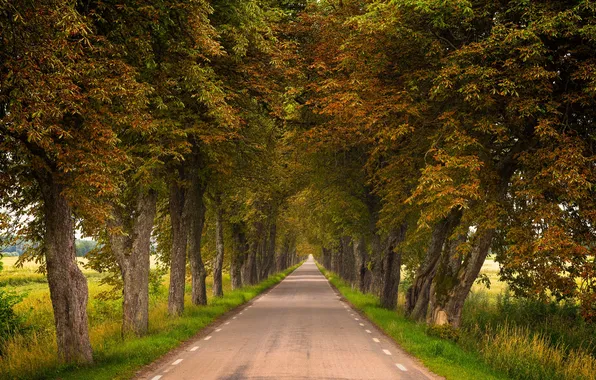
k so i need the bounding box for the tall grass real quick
[477,324,596,380]
[0,265,300,380]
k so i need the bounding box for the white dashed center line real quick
[359,323,364,326]
[354,318,359,321]
[365,330,372,334]
[172,359,183,365]
[373,338,380,343]
[216,328,222,332]
[396,364,408,371]
[204,336,212,341]
[151,376,162,380]
[225,322,230,325]
[233,317,237,320]
[190,346,199,351]
[383,349,392,356]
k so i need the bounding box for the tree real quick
[0,0,148,362]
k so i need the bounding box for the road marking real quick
[359,323,364,326]
[216,328,222,332]
[354,318,359,321]
[190,346,199,351]
[172,359,183,365]
[225,322,230,325]
[204,336,212,341]
[239,312,243,315]
[373,338,380,343]
[396,364,408,371]
[383,349,392,356]
[233,317,237,319]
[365,329,372,334]
[151,376,162,380]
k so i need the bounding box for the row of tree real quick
[291,0,595,327]
[1,0,595,368]
[1,0,305,365]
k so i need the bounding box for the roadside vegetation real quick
[320,264,596,380]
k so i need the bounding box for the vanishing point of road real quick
[142,257,437,380]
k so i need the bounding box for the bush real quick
[0,289,26,354]
[427,324,460,342]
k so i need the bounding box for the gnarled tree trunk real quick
[188,171,207,306]
[353,236,368,293]
[42,177,93,363]
[110,189,157,336]
[168,171,189,316]
[260,218,277,279]
[212,197,224,297]
[405,209,462,320]
[428,228,494,327]
[231,222,247,289]
[379,224,407,310]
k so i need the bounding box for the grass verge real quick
[0,264,300,380]
[317,264,507,380]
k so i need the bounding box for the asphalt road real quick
[143,257,437,380]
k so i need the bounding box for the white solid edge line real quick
[190,346,199,351]
[204,336,212,341]
[383,349,392,356]
[151,376,162,380]
[172,359,183,365]
[396,364,408,371]
[373,338,380,343]
[365,329,372,334]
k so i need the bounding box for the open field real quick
[0,255,301,379]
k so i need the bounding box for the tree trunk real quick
[231,222,247,289]
[379,224,407,310]
[321,247,332,269]
[188,172,207,306]
[260,218,276,280]
[405,209,462,320]
[339,236,354,283]
[212,197,224,298]
[168,173,189,316]
[353,236,368,293]
[370,234,384,296]
[243,243,258,285]
[428,228,494,327]
[243,222,260,285]
[42,178,93,363]
[111,189,157,336]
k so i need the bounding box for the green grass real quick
[0,262,301,380]
[317,264,508,380]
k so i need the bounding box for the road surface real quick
[142,257,437,380]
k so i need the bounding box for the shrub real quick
[0,289,26,355]
[426,324,460,342]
